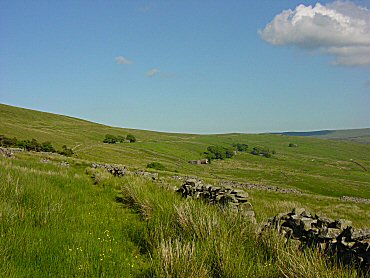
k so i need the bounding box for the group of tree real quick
[0,135,74,156]
[203,142,275,162]
[232,143,248,152]
[250,146,275,158]
[204,145,235,161]
[103,134,136,144]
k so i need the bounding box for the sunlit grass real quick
[0,156,150,277]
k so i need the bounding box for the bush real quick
[233,143,248,152]
[126,134,136,143]
[204,145,234,161]
[250,146,274,158]
[117,135,125,143]
[40,141,56,153]
[0,135,18,147]
[58,145,74,157]
[147,162,166,171]
[103,134,118,144]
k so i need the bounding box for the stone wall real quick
[265,208,370,273]
[91,163,126,177]
[134,170,158,180]
[219,179,302,194]
[0,147,15,158]
[176,178,255,222]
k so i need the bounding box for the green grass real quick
[1,103,369,202]
[119,174,361,277]
[0,150,367,276]
[0,103,369,276]
[0,153,150,277]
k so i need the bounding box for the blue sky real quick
[1,0,369,133]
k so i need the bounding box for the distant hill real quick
[1,103,370,201]
[272,128,370,144]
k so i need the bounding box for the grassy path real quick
[0,155,150,277]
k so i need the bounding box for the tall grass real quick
[0,156,150,277]
[120,176,362,277]
[0,152,365,277]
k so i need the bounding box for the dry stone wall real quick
[176,178,256,222]
[265,208,370,273]
[91,163,126,177]
[219,180,302,194]
[0,147,15,158]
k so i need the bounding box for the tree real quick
[233,143,248,152]
[204,145,235,161]
[117,135,125,143]
[58,145,74,157]
[250,146,274,158]
[126,134,136,143]
[40,141,56,152]
[103,134,118,144]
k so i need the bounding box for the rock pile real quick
[134,170,158,180]
[265,208,370,273]
[0,147,15,158]
[176,179,255,221]
[91,163,126,177]
[60,161,70,167]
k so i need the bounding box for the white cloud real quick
[115,56,132,65]
[146,68,160,77]
[259,1,370,67]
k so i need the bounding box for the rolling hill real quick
[272,128,370,144]
[1,103,369,276]
[1,103,370,200]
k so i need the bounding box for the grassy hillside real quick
[1,103,369,276]
[0,153,364,276]
[276,128,370,144]
[1,103,369,201]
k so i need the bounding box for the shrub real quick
[58,145,74,157]
[204,145,234,161]
[103,134,118,144]
[126,134,136,143]
[40,141,56,153]
[117,135,125,143]
[250,146,274,158]
[0,135,17,147]
[147,162,166,171]
[233,143,248,152]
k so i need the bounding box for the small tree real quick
[117,135,125,143]
[40,141,56,152]
[204,145,235,161]
[251,146,273,158]
[58,145,74,157]
[103,134,118,144]
[233,143,248,152]
[126,134,136,143]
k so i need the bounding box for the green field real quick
[0,103,369,276]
